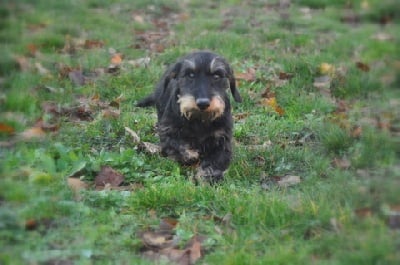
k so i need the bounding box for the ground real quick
[0,0,399,264]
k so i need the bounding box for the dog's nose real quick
[196,98,210,110]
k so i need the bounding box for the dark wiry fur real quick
[136,51,241,182]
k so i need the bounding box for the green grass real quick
[1,0,399,264]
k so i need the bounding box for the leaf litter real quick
[139,217,206,265]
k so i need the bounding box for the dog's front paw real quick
[180,146,200,165]
[196,167,224,183]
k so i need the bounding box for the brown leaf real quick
[14,55,30,71]
[94,166,124,187]
[140,142,161,155]
[355,61,370,72]
[386,205,400,230]
[233,112,250,121]
[26,43,38,57]
[127,57,151,68]
[84,39,104,49]
[187,237,202,264]
[125,126,141,143]
[260,97,285,116]
[235,68,256,82]
[279,72,294,80]
[68,70,86,86]
[102,109,120,119]
[371,32,394,41]
[261,86,275,98]
[160,217,179,232]
[354,207,373,218]
[0,123,15,134]
[332,157,351,169]
[141,230,176,249]
[19,126,46,140]
[25,218,54,231]
[351,125,362,138]
[277,175,301,187]
[67,177,89,192]
[111,53,123,65]
[35,62,50,75]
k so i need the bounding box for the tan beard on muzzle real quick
[177,95,225,121]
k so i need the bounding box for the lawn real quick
[1,0,399,264]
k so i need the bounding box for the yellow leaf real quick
[111,53,123,65]
[67,177,89,192]
[319,63,335,75]
[20,126,46,140]
[260,97,285,116]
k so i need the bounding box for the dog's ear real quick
[227,69,242,103]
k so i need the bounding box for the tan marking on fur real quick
[178,95,225,121]
[177,95,198,120]
[209,57,225,73]
[183,59,196,70]
[213,129,227,138]
[205,95,225,120]
[183,148,199,161]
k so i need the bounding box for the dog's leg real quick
[158,126,200,165]
[196,138,232,182]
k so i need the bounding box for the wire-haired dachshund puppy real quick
[136,51,242,182]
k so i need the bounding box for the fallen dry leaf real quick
[0,123,15,134]
[355,61,370,72]
[235,67,257,82]
[125,126,141,143]
[68,70,86,86]
[140,142,161,155]
[185,235,204,265]
[102,109,120,119]
[127,57,151,68]
[14,55,31,71]
[67,177,89,192]
[19,126,46,140]
[159,217,179,232]
[279,72,294,80]
[277,175,301,188]
[329,217,342,233]
[351,125,363,138]
[354,207,373,218]
[84,39,104,49]
[233,112,250,121]
[35,62,50,75]
[260,97,285,116]
[141,231,176,249]
[319,63,335,76]
[371,32,394,41]
[111,53,123,65]
[25,218,55,231]
[94,166,124,188]
[261,86,275,99]
[386,205,400,230]
[332,157,351,170]
[26,43,38,57]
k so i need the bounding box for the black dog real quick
[136,51,241,182]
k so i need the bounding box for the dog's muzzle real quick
[178,95,225,121]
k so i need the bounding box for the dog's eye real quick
[185,71,195,78]
[212,70,224,80]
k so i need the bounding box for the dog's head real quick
[164,51,241,121]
